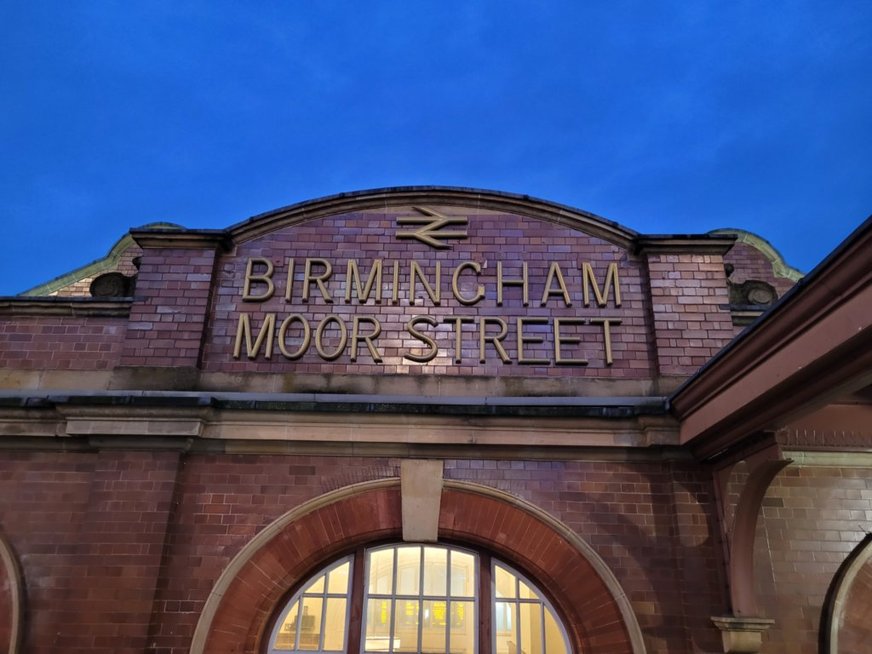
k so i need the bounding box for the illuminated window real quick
[266,545,570,654]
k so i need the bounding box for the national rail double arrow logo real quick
[395,207,469,249]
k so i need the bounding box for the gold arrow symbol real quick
[395,208,469,249]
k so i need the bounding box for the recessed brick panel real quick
[201,210,653,378]
[0,315,126,370]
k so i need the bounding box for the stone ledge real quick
[711,615,774,653]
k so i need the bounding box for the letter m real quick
[233,313,276,359]
[582,262,622,307]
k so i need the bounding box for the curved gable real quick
[227,187,639,248]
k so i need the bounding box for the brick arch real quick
[0,529,23,654]
[192,479,644,654]
[823,533,872,653]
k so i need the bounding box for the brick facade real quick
[1,188,868,654]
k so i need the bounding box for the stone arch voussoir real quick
[192,478,645,654]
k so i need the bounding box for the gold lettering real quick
[284,258,296,302]
[479,317,510,363]
[497,261,528,306]
[590,318,621,365]
[314,316,347,360]
[540,262,572,306]
[242,257,275,301]
[277,314,310,359]
[405,316,439,363]
[516,317,550,364]
[554,318,588,365]
[410,261,441,305]
[391,260,400,304]
[345,260,383,303]
[445,316,474,363]
[451,261,485,305]
[233,312,276,359]
[350,317,383,362]
[303,258,334,303]
[582,262,622,307]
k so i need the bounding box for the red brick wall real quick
[0,451,180,654]
[121,247,219,367]
[754,465,872,654]
[0,452,729,654]
[644,253,735,376]
[0,315,127,370]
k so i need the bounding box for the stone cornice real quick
[0,391,679,452]
[633,233,737,256]
[129,228,233,250]
[0,297,132,317]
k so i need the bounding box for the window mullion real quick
[480,553,492,654]
[388,548,398,654]
[347,549,365,654]
[420,548,426,652]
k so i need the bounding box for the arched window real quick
[267,544,570,654]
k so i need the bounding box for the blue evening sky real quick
[2,2,870,295]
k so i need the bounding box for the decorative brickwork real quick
[121,247,220,368]
[0,314,127,370]
[754,466,872,654]
[643,253,736,377]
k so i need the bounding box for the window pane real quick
[322,598,347,651]
[495,565,516,599]
[328,562,350,595]
[369,548,395,595]
[519,603,543,654]
[450,552,475,598]
[298,597,323,650]
[495,601,517,654]
[304,575,325,595]
[422,600,447,653]
[393,599,420,652]
[396,546,421,595]
[518,579,536,600]
[544,608,567,654]
[449,601,475,654]
[423,547,448,596]
[364,598,392,652]
[274,599,299,650]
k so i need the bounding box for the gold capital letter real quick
[444,316,474,363]
[497,262,528,306]
[540,262,572,307]
[303,258,334,303]
[451,261,485,305]
[242,258,275,301]
[582,262,622,307]
[410,261,441,305]
[278,314,311,360]
[479,317,510,364]
[590,318,621,365]
[314,316,347,360]
[233,312,276,359]
[554,318,588,365]
[516,317,550,364]
[405,316,439,363]
[351,317,383,362]
[345,260,383,303]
